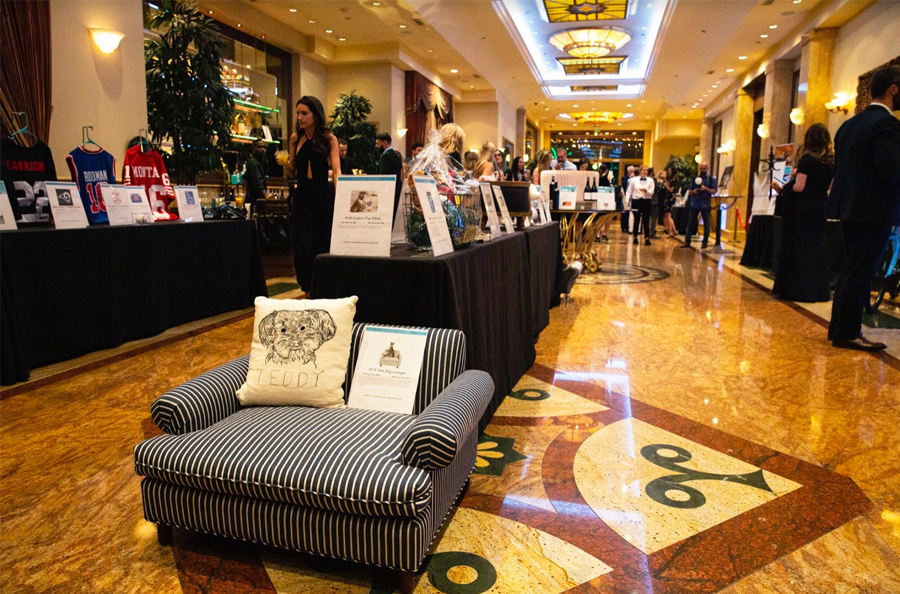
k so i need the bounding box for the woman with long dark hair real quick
[288,96,341,291]
[662,165,680,238]
[506,156,526,181]
[773,122,835,302]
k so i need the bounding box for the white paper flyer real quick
[346,326,428,415]
[174,186,204,223]
[411,175,455,256]
[490,185,515,233]
[0,181,17,230]
[45,182,89,229]
[101,185,154,225]
[559,185,578,210]
[479,183,502,239]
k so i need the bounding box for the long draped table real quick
[1,220,267,385]
[311,228,560,426]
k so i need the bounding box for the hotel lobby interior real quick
[1,0,899,593]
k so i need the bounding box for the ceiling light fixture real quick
[549,27,631,59]
[768,24,777,29]
[760,34,768,38]
[325,29,333,33]
[399,24,407,28]
[450,69,458,73]
[726,68,734,72]
[738,55,747,60]
[338,37,346,41]
[289,8,297,12]
[236,23,242,28]
[309,20,316,23]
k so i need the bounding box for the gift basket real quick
[403,131,483,251]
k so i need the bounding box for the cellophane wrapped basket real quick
[404,131,483,251]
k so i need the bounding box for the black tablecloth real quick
[1,220,267,385]
[521,223,561,336]
[740,214,778,268]
[310,233,538,426]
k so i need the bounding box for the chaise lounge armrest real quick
[400,370,494,471]
[151,356,248,435]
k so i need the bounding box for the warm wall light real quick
[397,128,408,138]
[90,29,125,54]
[716,139,736,155]
[756,123,769,139]
[825,92,852,114]
[790,107,804,126]
[694,154,702,164]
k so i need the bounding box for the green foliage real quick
[329,91,379,174]
[665,154,698,190]
[145,0,234,184]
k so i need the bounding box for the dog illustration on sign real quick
[258,309,336,366]
[379,342,402,367]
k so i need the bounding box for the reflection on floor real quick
[2,230,900,593]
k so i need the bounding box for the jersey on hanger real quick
[1,137,57,223]
[67,147,115,224]
[122,144,176,220]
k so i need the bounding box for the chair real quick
[134,323,494,593]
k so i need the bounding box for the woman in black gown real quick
[773,123,834,302]
[288,96,341,291]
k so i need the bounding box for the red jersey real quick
[122,145,176,220]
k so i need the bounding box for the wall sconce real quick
[694,153,702,164]
[756,123,769,139]
[790,107,804,126]
[90,29,125,54]
[396,128,408,138]
[825,92,851,114]
[716,139,736,155]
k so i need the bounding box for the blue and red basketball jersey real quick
[66,147,116,224]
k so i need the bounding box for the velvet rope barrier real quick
[735,205,748,229]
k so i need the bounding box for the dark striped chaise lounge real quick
[134,324,493,593]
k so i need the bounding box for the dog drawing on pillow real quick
[258,309,336,366]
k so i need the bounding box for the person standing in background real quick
[243,141,267,217]
[553,148,577,170]
[626,165,655,246]
[376,132,403,219]
[507,156,527,181]
[439,123,465,165]
[620,165,636,233]
[681,162,717,249]
[826,66,900,351]
[338,139,358,175]
[662,165,680,238]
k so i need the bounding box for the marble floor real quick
[2,229,899,593]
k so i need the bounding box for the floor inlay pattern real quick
[575,263,669,284]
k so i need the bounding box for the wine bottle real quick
[584,176,592,201]
[550,176,559,209]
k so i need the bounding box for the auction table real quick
[1,220,267,385]
[521,223,561,336]
[740,214,844,280]
[311,231,547,425]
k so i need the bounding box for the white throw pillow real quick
[236,296,358,407]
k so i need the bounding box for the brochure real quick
[346,326,428,415]
[331,175,397,256]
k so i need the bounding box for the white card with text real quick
[0,181,17,230]
[412,175,454,256]
[559,185,578,210]
[596,186,616,211]
[479,183,502,239]
[101,185,154,225]
[46,182,89,229]
[331,175,397,257]
[174,186,204,223]
[490,185,515,233]
[347,326,428,415]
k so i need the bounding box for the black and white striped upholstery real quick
[151,356,248,435]
[136,405,431,517]
[136,323,492,573]
[401,371,494,470]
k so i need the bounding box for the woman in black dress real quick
[288,96,341,291]
[773,123,834,302]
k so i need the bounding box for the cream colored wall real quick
[327,63,395,142]
[48,0,148,179]
[653,138,699,173]
[714,106,735,174]
[298,56,328,104]
[828,1,900,135]
[497,94,518,156]
[391,66,407,145]
[455,102,500,154]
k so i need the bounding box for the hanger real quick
[7,111,38,144]
[81,125,101,150]
[139,127,151,152]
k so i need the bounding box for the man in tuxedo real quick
[375,132,403,219]
[681,162,717,249]
[826,66,900,351]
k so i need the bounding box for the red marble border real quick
[462,362,873,593]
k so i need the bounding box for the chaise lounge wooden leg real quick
[156,523,173,546]
[398,570,415,594]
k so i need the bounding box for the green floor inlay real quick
[267,282,301,296]
[863,308,900,329]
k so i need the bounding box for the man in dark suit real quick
[826,66,900,351]
[375,132,403,220]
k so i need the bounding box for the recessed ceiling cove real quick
[496,0,673,99]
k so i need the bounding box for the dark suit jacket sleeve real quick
[873,119,900,187]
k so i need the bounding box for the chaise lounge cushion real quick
[135,405,432,518]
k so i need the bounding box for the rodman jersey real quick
[66,147,116,224]
[1,137,57,223]
[122,145,176,220]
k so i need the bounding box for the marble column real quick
[699,118,714,166]
[800,28,839,134]
[516,108,526,159]
[762,59,795,154]
[732,89,755,239]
